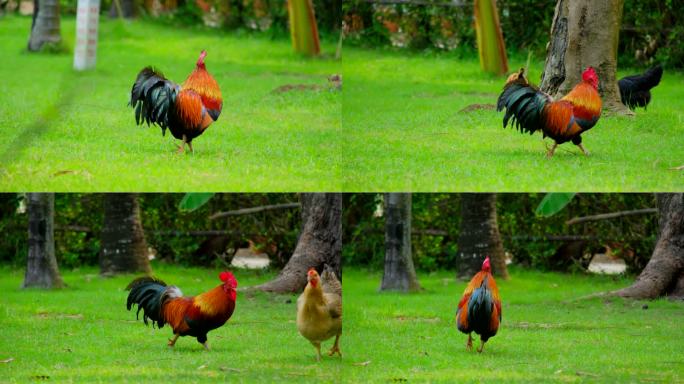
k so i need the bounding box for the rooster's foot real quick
[168,334,179,347]
[466,334,473,351]
[327,345,342,357]
[202,342,210,351]
[577,143,590,156]
[477,341,486,353]
[546,143,558,158]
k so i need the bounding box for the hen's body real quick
[126,272,237,349]
[497,67,602,157]
[297,266,342,361]
[618,65,663,110]
[456,257,501,353]
[129,50,223,153]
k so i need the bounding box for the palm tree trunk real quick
[28,0,61,51]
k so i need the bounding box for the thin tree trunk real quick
[540,0,630,115]
[616,194,684,299]
[456,193,509,280]
[28,0,61,51]
[255,193,342,293]
[109,0,135,18]
[380,193,421,292]
[100,193,150,276]
[23,193,64,289]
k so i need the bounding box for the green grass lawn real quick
[342,48,684,191]
[0,16,340,191]
[0,265,343,382]
[344,268,684,383]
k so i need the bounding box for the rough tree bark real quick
[100,193,151,276]
[380,193,421,292]
[28,0,61,51]
[23,193,65,289]
[456,193,509,280]
[540,0,631,115]
[616,194,684,299]
[255,193,342,293]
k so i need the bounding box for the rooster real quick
[456,257,501,353]
[126,271,237,349]
[497,67,602,157]
[296,266,342,361]
[618,64,663,110]
[129,50,223,153]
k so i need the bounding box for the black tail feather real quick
[129,67,178,135]
[497,79,548,135]
[126,276,168,328]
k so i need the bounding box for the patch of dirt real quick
[272,84,323,94]
[459,103,496,113]
[394,315,441,323]
[35,312,83,320]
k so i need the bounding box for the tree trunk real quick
[109,0,135,18]
[380,193,421,292]
[28,0,61,51]
[540,0,630,115]
[255,193,342,293]
[456,193,509,280]
[23,193,65,289]
[100,193,150,276]
[616,194,684,299]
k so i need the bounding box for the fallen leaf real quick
[554,369,563,374]
[1,358,14,363]
[669,165,684,171]
[219,367,243,373]
[353,360,371,366]
[197,364,207,370]
[53,170,77,177]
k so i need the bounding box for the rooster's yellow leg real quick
[202,342,210,351]
[328,333,342,357]
[466,334,473,351]
[168,334,179,347]
[477,340,486,353]
[177,135,188,154]
[187,141,194,153]
[577,143,590,156]
[546,143,558,158]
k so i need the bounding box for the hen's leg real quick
[328,333,342,357]
[168,334,179,347]
[546,143,558,158]
[577,143,590,156]
[466,334,473,351]
[312,341,322,362]
[477,340,486,353]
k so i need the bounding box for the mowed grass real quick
[0,16,340,191]
[344,268,684,383]
[0,265,344,383]
[342,48,684,191]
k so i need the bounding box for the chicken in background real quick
[126,271,237,349]
[129,50,223,153]
[618,64,663,110]
[297,265,342,361]
[497,67,602,157]
[456,257,502,353]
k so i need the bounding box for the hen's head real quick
[219,271,238,300]
[582,66,599,90]
[196,50,207,69]
[482,257,491,273]
[307,267,320,288]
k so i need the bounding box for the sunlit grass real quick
[0,16,341,191]
[341,48,684,191]
[0,265,344,383]
[344,267,684,382]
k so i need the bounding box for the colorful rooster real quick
[456,257,501,353]
[129,50,223,153]
[126,271,237,349]
[497,67,602,157]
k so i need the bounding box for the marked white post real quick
[73,0,100,71]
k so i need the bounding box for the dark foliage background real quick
[343,193,657,273]
[0,193,301,269]
[342,0,683,68]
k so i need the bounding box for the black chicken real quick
[618,65,663,110]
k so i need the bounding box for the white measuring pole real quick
[73,0,100,71]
